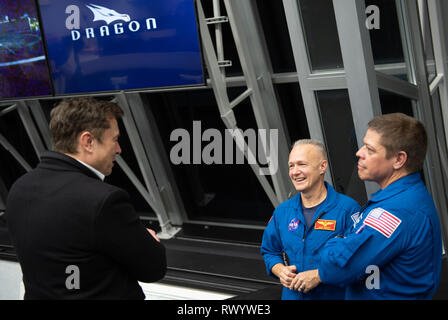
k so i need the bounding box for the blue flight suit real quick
[319,173,443,299]
[261,182,361,300]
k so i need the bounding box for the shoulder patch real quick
[364,208,401,238]
[351,211,362,229]
[351,212,361,224]
[350,211,361,223]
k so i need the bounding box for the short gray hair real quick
[291,139,328,161]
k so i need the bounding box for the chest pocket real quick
[280,219,304,255]
[309,220,344,254]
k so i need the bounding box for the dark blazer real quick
[6,151,166,299]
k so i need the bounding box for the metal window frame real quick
[330,0,448,247]
[0,97,183,238]
[113,93,181,238]
[427,0,448,150]
[284,0,445,204]
[332,0,383,197]
[224,0,297,204]
[282,0,335,186]
[400,0,448,247]
[196,0,296,211]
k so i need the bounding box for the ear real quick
[78,131,95,153]
[393,151,407,170]
[320,160,328,174]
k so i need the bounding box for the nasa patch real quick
[288,218,300,231]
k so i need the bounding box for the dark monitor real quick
[38,0,205,95]
[0,0,53,100]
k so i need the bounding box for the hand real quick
[147,228,160,242]
[290,269,321,294]
[272,264,297,288]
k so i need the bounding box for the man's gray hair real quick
[291,139,328,161]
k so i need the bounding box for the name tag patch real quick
[315,219,336,231]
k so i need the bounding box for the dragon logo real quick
[86,3,131,25]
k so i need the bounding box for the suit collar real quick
[292,181,337,212]
[368,172,422,203]
[38,151,102,181]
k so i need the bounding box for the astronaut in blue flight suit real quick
[291,113,443,299]
[261,139,360,300]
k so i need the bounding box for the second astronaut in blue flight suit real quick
[261,139,360,300]
[291,113,443,299]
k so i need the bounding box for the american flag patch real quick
[364,208,401,238]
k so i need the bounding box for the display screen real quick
[38,0,205,95]
[0,0,52,100]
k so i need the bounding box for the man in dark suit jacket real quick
[6,97,166,299]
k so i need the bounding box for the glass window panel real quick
[146,88,274,225]
[366,0,409,81]
[378,89,414,115]
[0,107,39,189]
[298,0,344,71]
[274,83,310,144]
[0,105,41,246]
[0,140,30,191]
[316,90,367,206]
[255,0,296,73]
[0,144,28,191]
[444,1,448,44]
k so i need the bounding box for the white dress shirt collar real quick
[75,159,105,181]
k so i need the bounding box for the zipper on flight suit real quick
[302,211,326,242]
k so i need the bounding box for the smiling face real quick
[288,144,327,194]
[356,128,397,188]
[90,117,121,176]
